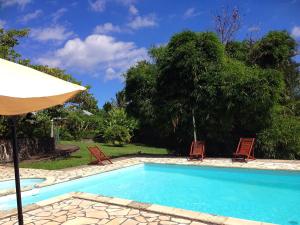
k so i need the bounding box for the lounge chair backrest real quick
[190,141,205,155]
[88,146,107,160]
[236,138,255,156]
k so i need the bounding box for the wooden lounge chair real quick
[87,146,113,165]
[232,138,255,162]
[188,141,205,161]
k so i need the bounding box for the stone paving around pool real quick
[1,157,299,225]
[0,194,209,225]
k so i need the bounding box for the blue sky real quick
[1,0,300,107]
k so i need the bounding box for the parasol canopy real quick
[0,58,86,115]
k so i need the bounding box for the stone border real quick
[0,192,276,225]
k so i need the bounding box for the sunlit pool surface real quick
[1,163,299,225]
[0,178,44,192]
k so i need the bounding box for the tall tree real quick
[155,31,225,149]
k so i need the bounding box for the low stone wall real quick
[0,138,55,163]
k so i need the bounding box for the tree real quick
[0,28,29,61]
[249,31,300,113]
[249,31,297,69]
[155,31,224,150]
[124,60,159,144]
[214,6,241,44]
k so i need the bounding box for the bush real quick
[102,108,138,146]
[103,125,131,146]
[257,109,300,159]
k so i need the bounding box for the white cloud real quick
[51,8,68,23]
[30,25,73,42]
[89,0,105,12]
[291,26,300,38]
[248,26,260,32]
[129,4,138,15]
[127,14,157,29]
[0,0,31,9]
[93,23,121,34]
[19,9,42,23]
[0,19,6,28]
[183,8,201,19]
[37,34,148,80]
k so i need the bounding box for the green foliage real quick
[257,108,300,159]
[249,31,297,69]
[61,110,104,140]
[225,41,250,62]
[0,28,29,61]
[125,61,157,121]
[102,108,138,145]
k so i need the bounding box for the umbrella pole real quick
[10,116,24,225]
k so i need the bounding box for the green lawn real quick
[20,140,170,170]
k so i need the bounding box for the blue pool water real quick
[1,164,300,225]
[0,178,44,192]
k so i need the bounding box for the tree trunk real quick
[192,109,197,142]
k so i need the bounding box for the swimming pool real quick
[0,163,299,225]
[0,178,44,192]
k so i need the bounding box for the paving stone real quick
[133,216,147,223]
[159,215,171,221]
[86,210,109,219]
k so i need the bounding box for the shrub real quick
[102,108,138,146]
[257,109,300,159]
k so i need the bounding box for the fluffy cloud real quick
[0,0,31,9]
[93,23,121,34]
[19,9,42,23]
[183,8,201,19]
[0,19,6,28]
[291,26,300,38]
[127,14,157,29]
[37,34,148,80]
[30,25,73,42]
[129,4,138,15]
[51,8,68,23]
[89,0,106,12]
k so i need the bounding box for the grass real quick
[20,140,170,170]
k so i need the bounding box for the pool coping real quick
[0,192,276,225]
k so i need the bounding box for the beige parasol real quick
[0,58,86,224]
